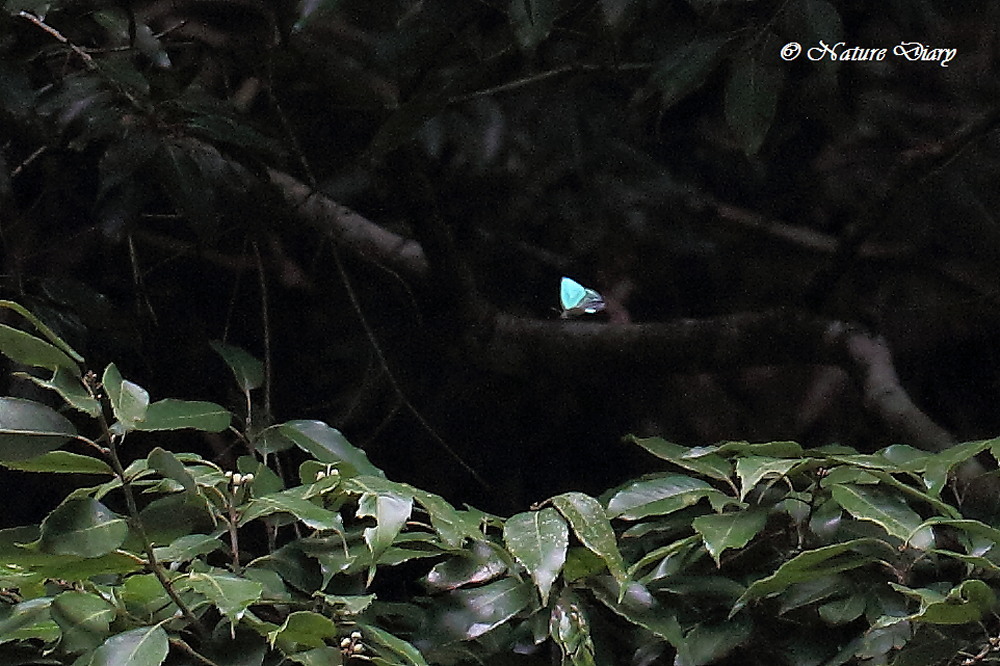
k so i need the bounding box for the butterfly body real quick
[560,277,606,318]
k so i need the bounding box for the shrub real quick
[0,300,998,666]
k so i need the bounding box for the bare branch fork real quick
[266,168,955,455]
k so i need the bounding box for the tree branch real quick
[264,168,955,453]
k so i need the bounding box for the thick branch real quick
[480,310,954,452]
[265,168,954,452]
[267,168,428,279]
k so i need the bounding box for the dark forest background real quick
[2,0,1000,521]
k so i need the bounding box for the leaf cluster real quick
[0,303,998,666]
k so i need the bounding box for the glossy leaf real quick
[16,367,99,416]
[186,571,263,625]
[241,488,344,531]
[147,447,197,493]
[736,456,803,500]
[358,491,413,567]
[693,507,768,566]
[425,540,508,591]
[50,590,115,653]
[550,592,596,666]
[0,598,53,643]
[210,340,264,392]
[504,508,568,605]
[818,594,866,624]
[266,610,336,649]
[102,363,149,431]
[551,492,627,588]
[626,436,734,487]
[89,625,169,666]
[153,534,221,563]
[891,580,996,625]
[607,475,719,519]
[734,539,887,612]
[436,577,534,640]
[831,484,934,548]
[134,399,231,432]
[675,617,752,666]
[359,624,431,666]
[0,450,110,475]
[38,498,129,558]
[287,646,344,666]
[259,421,383,477]
[0,301,83,363]
[0,397,76,461]
[0,323,79,375]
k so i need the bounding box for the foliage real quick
[0,304,998,666]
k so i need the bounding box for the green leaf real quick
[438,577,534,640]
[16,367,99,416]
[626,436,734,487]
[550,593,596,666]
[358,491,413,569]
[504,508,568,605]
[0,322,79,375]
[38,498,129,558]
[102,363,149,431]
[0,597,53,643]
[185,570,263,625]
[359,624,431,666]
[736,456,803,500]
[693,507,768,566]
[134,399,231,432]
[651,35,730,109]
[259,421,383,477]
[891,580,996,625]
[724,52,784,155]
[241,488,345,531]
[607,474,720,519]
[589,578,683,646]
[831,484,933,547]
[425,540,508,591]
[210,340,264,392]
[0,397,76,461]
[818,594,866,624]
[153,534,221,563]
[287,646,344,666]
[0,450,111,475]
[89,625,169,666]
[147,447,197,493]
[0,301,83,364]
[551,492,627,588]
[266,610,336,650]
[734,539,887,612]
[50,590,115,653]
[675,617,753,666]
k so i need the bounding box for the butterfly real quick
[560,277,606,318]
